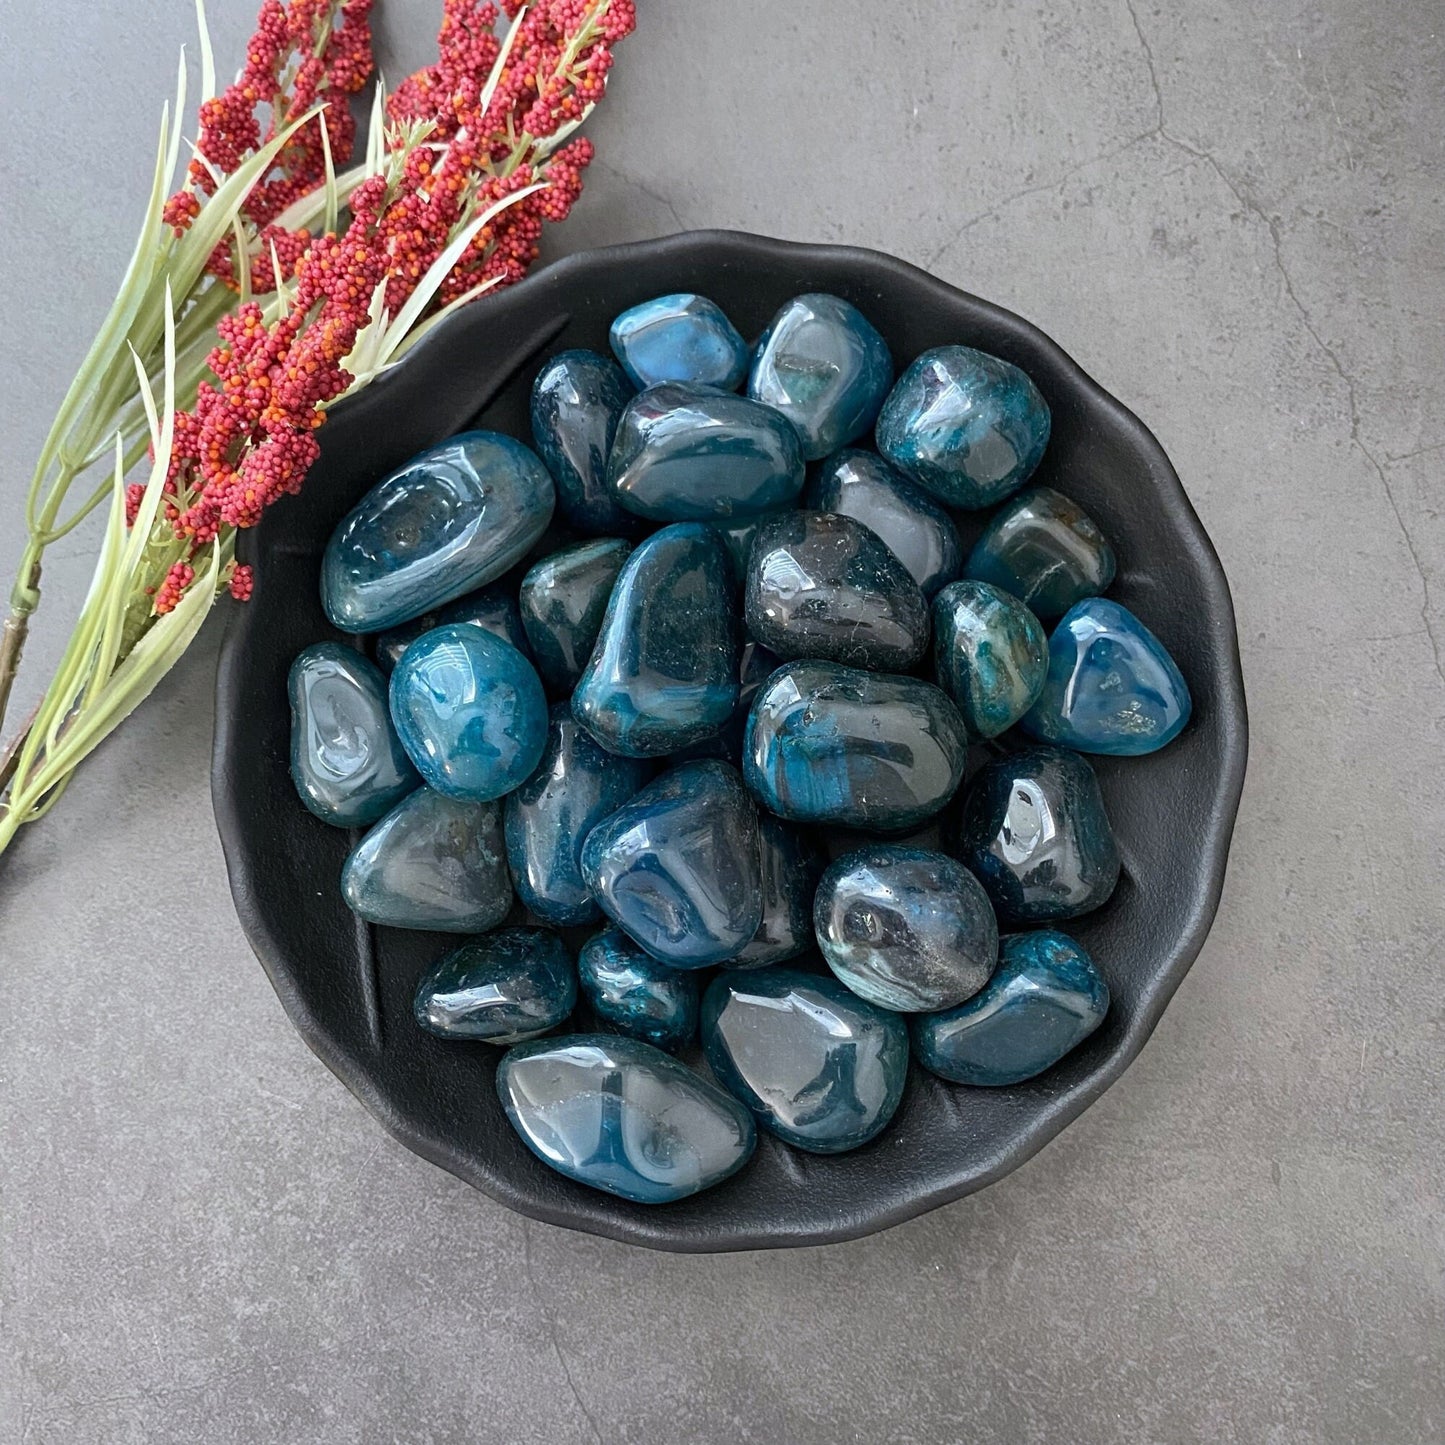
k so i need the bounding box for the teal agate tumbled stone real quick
[577,927,700,1053]
[372,583,530,676]
[875,345,1050,509]
[733,815,825,968]
[911,930,1109,1086]
[518,537,631,695]
[609,293,749,392]
[321,430,554,632]
[413,927,576,1044]
[932,579,1048,740]
[497,1033,755,1203]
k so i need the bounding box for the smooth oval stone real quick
[744,510,930,671]
[932,579,1048,740]
[577,928,700,1053]
[1022,597,1192,755]
[912,930,1109,1085]
[372,583,530,675]
[503,708,651,926]
[814,845,998,1012]
[389,625,548,800]
[806,448,963,598]
[954,745,1120,923]
[413,927,576,1044]
[288,643,417,826]
[497,1033,755,1203]
[341,787,511,932]
[747,294,893,460]
[607,382,806,522]
[572,523,740,758]
[875,345,1050,510]
[702,967,909,1154]
[321,431,555,632]
[580,760,762,968]
[743,660,968,830]
[733,815,825,968]
[965,485,1117,620]
[609,293,749,392]
[518,538,631,694]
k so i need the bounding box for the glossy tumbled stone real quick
[932,579,1048,740]
[372,583,530,675]
[1022,598,1192,756]
[572,523,740,758]
[814,845,998,1012]
[744,510,930,671]
[733,815,825,968]
[911,930,1109,1085]
[341,787,511,932]
[577,928,700,1053]
[518,538,631,694]
[702,967,909,1154]
[390,625,548,800]
[806,448,963,598]
[609,293,749,392]
[288,643,417,826]
[580,760,762,968]
[743,660,968,831]
[414,927,576,1044]
[606,382,806,522]
[503,707,651,926]
[954,746,1120,923]
[875,345,1050,510]
[321,430,555,632]
[965,485,1116,620]
[497,1033,755,1203]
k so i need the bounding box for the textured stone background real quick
[1,1,1441,1441]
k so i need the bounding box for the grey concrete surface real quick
[1,1,1442,1440]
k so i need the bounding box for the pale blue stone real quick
[609,293,749,391]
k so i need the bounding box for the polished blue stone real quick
[288,643,417,826]
[814,845,997,1012]
[954,746,1120,923]
[806,448,963,598]
[607,382,806,522]
[744,510,930,671]
[747,294,893,460]
[372,583,530,675]
[390,625,548,800]
[911,930,1109,1085]
[1022,597,1192,755]
[580,760,762,968]
[414,927,576,1044]
[321,431,555,631]
[932,579,1048,740]
[341,787,512,932]
[497,1033,755,1203]
[702,967,909,1154]
[965,485,1116,620]
[577,928,700,1053]
[572,523,740,758]
[518,538,631,694]
[743,660,968,831]
[875,345,1050,510]
[734,815,825,968]
[503,707,651,926]
[609,293,749,392]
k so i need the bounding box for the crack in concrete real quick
[522,1220,604,1445]
[590,158,686,232]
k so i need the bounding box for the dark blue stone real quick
[702,967,909,1154]
[572,523,740,758]
[744,510,930,671]
[932,579,1048,740]
[321,431,555,631]
[577,928,700,1053]
[911,930,1109,1086]
[747,294,893,460]
[580,760,762,968]
[497,1033,755,1203]
[288,643,417,826]
[413,927,576,1044]
[743,660,968,831]
[390,625,548,800]
[607,382,806,522]
[503,707,651,926]
[954,746,1120,923]
[372,583,530,675]
[609,293,749,392]
[733,815,825,968]
[518,538,631,694]
[814,845,997,1011]
[1022,598,1192,756]
[875,345,1050,510]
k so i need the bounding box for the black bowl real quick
[212,230,1247,1252]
